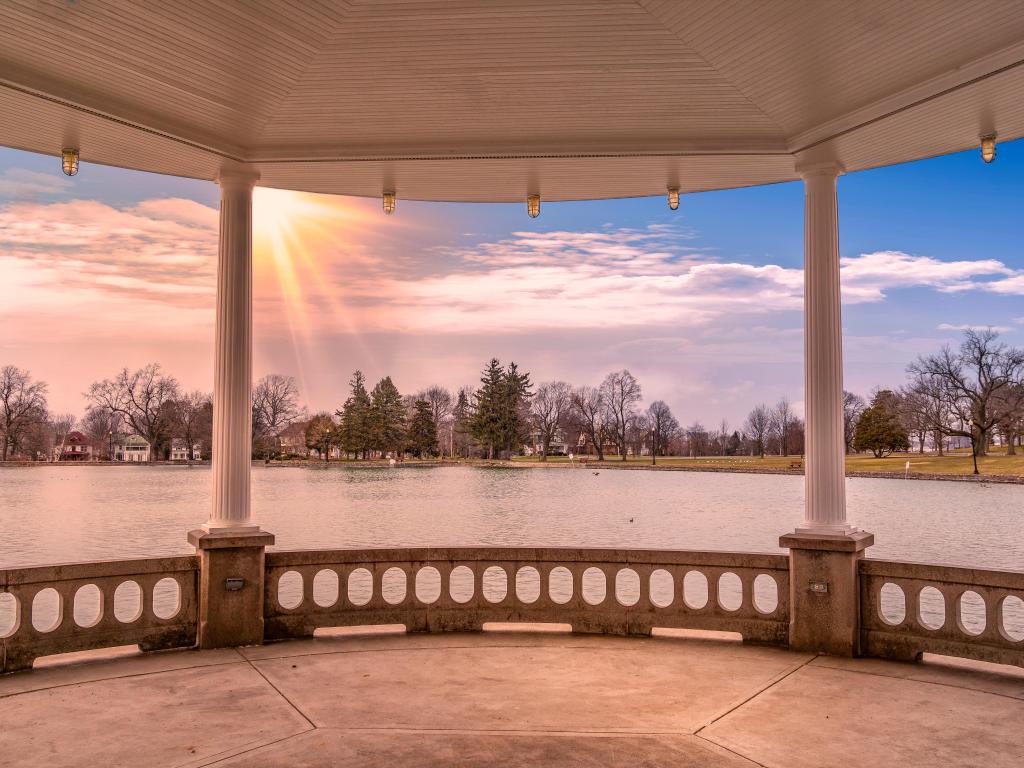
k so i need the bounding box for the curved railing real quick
[263,547,791,645]
[0,556,198,673]
[860,559,1024,667]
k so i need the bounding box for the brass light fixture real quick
[527,194,540,218]
[382,191,396,215]
[980,133,997,164]
[61,147,79,176]
[667,187,680,210]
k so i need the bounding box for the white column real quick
[799,161,852,533]
[207,167,260,531]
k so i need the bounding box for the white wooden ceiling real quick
[1,0,1022,201]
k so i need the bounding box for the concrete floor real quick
[2,629,1023,767]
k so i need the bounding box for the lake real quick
[1,464,1020,569]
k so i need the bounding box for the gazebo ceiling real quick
[2,0,1023,201]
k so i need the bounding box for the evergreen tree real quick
[853,398,911,458]
[337,370,371,459]
[368,376,406,457]
[406,399,438,457]
[452,387,473,457]
[470,359,505,459]
[498,362,532,456]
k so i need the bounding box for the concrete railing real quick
[860,559,1024,668]
[263,547,791,645]
[0,556,198,673]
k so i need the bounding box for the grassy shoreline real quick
[5,451,1022,483]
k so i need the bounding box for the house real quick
[170,438,201,461]
[524,429,570,457]
[58,431,94,461]
[114,435,151,462]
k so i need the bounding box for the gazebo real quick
[2,3,1023,766]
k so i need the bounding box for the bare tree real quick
[600,370,641,461]
[770,397,794,456]
[252,374,304,457]
[569,385,607,460]
[685,421,709,457]
[841,391,866,454]
[85,363,180,459]
[82,407,123,460]
[530,381,571,461]
[50,412,77,461]
[908,329,1024,456]
[417,385,454,457]
[744,404,771,458]
[647,400,679,463]
[0,365,49,461]
[174,390,212,465]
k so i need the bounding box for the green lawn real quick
[511,450,1024,478]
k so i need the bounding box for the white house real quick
[170,439,202,461]
[114,435,151,463]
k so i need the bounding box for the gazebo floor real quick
[1,628,1022,767]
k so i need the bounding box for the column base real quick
[188,528,275,649]
[202,521,261,534]
[780,529,874,656]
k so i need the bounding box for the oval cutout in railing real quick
[481,566,506,603]
[152,577,181,620]
[753,574,779,615]
[113,580,143,624]
[277,570,303,610]
[548,567,573,605]
[879,582,906,625]
[313,569,339,608]
[74,584,103,628]
[32,588,62,632]
[683,570,708,609]
[582,567,606,606]
[416,566,441,604]
[957,590,985,636]
[649,569,673,608]
[347,568,373,607]
[918,586,945,630]
[615,568,640,607]
[449,565,474,604]
[1001,595,1024,642]
[0,592,18,637]
[718,572,743,612]
[516,566,541,604]
[382,567,407,605]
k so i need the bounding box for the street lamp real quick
[108,430,113,462]
[967,418,979,475]
[651,426,657,466]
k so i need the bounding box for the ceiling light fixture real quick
[61,147,79,176]
[980,133,997,164]
[527,194,540,218]
[382,191,396,215]
[667,187,680,210]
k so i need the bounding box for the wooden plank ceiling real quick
[0,0,1022,201]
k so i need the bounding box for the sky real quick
[1,140,1022,428]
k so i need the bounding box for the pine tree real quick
[853,399,910,458]
[406,400,438,458]
[470,359,505,459]
[368,376,406,457]
[337,370,372,459]
[499,362,532,456]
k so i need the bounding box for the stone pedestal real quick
[780,530,873,656]
[189,528,274,649]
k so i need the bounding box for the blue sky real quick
[0,139,1021,426]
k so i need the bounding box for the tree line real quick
[2,329,1020,462]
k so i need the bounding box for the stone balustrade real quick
[263,547,791,645]
[860,559,1024,667]
[0,556,198,673]
[5,548,1024,674]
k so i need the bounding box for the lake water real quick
[1,464,1021,569]
[2,465,1022,637]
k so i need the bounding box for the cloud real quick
[936,323,1012,334]
[0,168,72,199]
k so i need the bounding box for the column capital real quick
[216,165,260,189]
[795,159,845,180]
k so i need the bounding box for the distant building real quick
[170,438,201,461]
[524,429,570,456]
[276,422,309,457]
[114,435,151,462]
[58,431,93,461]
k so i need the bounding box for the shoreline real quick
[2,458,1021,484]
